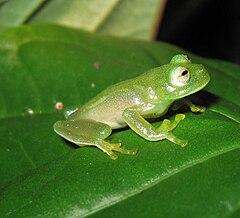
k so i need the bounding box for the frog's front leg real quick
[54,119,137,160]
[123,108,188,147]
[172,98,206,113]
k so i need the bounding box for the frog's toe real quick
[165,132,188,147]
[111,143,138,155]
[190,105,206,113]
[175,114,185,121]
[179,139,188,147]
[120,147,138,155]
[130,148,138,155]
[108,151,118,160]
[197,106,206,112]
[99,141,137,159]
[167,114,185,131]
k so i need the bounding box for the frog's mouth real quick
[189,77,210,96]
[170,73,210,100]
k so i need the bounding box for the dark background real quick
[158,0,240,64]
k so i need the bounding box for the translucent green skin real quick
[54,54,210,160]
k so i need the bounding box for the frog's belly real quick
[85,109,127,129]
[78,94,143,129]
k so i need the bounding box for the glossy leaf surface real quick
[0,24,240,217]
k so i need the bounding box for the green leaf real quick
[30,0,121,31]
[0,113,72,187]
[0,24,158,119]
[96,0,165,39]
[0,24,240,217]
[91,148,240,218]
[30,0,164,39]
[0,0,45,30]
[1,111,240,217]
[0,0,164,40]
[0,0,8,5]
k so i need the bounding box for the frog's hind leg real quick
[54,119,137,160]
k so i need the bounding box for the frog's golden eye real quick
[171,66,190,86]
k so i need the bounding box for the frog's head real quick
[160,54,210,100]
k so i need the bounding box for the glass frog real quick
[54,54,210,160]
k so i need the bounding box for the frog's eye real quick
[183,54,191,62]
[171,66,190,86]
[170,54,191,64]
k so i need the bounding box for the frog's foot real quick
[99,141,138,160]
[182,98,206,113]
[158,114,188,147]
[172,98,206,113]
[189,104,206,113]
[54,119,138,160]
